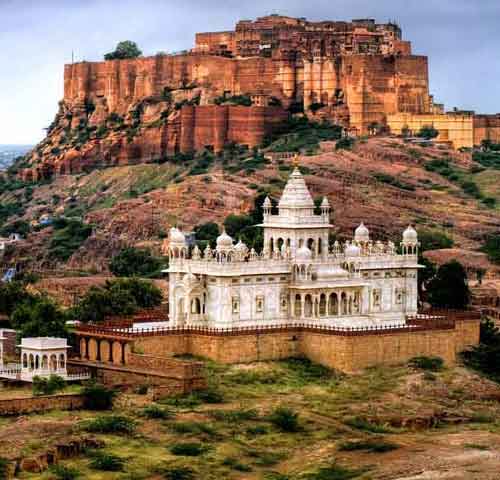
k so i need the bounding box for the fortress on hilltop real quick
[19,14,500,181]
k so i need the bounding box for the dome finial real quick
[292,153,300,168]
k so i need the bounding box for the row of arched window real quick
[22,353,65,371]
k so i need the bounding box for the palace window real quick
[232,296,240,314]
[395,288,406,305]
[372,289,381,309]
[256,296,264,313]
[280,294,288,312]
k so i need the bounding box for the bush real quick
[344,416,390,433]
[141,405,174,419]
[417,125,439,140]
[222,457,252,472]
[300,463,365,479]
[408,356,444,371]
[169,442,208,456]
[282,357,334,382]
[0,458,10,480]
[335,137,355,150]
[373,173,415,191]
[50,465,81,480]
[481,233,500,264]
[82,383,117,410]
[461,320,500,383]
[338,439,399,453]
[269,407,300,432]
[32,375,65,396]
[170,421,216,436]
[208,408,258,422]
[158,466,196,480]
[82,415,136,434]
[89,452,124,471]
[418,229,454,251]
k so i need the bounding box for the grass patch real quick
[169,421,218,437]
[222,457,253,472]
[49,464,81,480]
[156,465,197,479]
[208,408,259,422]
[299,463,366,479]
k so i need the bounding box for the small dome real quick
[403,225,418,244]
[321,197,330,208]
[216,228,233,250]
[345,242,361,257]
[354,222,369,243]
[183,271,198,286]
[263,196,272,208]
[296,245,313,263]
[170,227,186,244]
[234,239,248,253]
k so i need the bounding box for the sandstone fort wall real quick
[0,394,85,416]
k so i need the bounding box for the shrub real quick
[408,356,444,371]
[170,421,216,436]
[208,408,258,422]
[32,375,65,396]
[417,125,439,140]
[344,416,390,433]
[158,466,196,480]
[246,425,268,436]
[461,320,500,383]
[269,407,300,432]
[481,233,500,264]
[89,452,124,471]
[282,357,335,382]
[373,172,415,191]
[0,458,10,480]
[418,229,453,251]
[82,383,117,410]
[300,463,365,479]
[222,457,252,472]
[141,405,174,419]
[82,415,136,434]
[50,465,81,480]
[338,439,399,453]
[335,137,355,150]
[169,442,208,456]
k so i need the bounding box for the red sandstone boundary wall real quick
[0,394,85,416]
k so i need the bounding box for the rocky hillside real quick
[1,134,499,274]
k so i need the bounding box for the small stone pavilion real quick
[0,337,90,383]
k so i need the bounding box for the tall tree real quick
[104,41,142,61]
[427,260,470,309]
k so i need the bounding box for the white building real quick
[167,167,420,328]
[0,337,90,382]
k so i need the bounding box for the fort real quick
[19,14,500,180]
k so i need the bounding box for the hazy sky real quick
[1,0,499,144]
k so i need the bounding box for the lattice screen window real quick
[395,288,406,305]
[280,294,288,312]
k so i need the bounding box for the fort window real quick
[373,289,382,309]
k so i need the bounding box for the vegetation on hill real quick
[49,218,93,261]
[480,233,500,264]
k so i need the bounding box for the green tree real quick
[417,125,439,140]
[104,41,142,61]
[427,260,470,309]
[419,229,454,251]
[10,296,68,338]
[0,281,35,316]
[223,214,253,239]
[109,247,164,278]
[72,278,162,323]
[193,222,220,249]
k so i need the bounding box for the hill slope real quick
[1,137,499,272]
